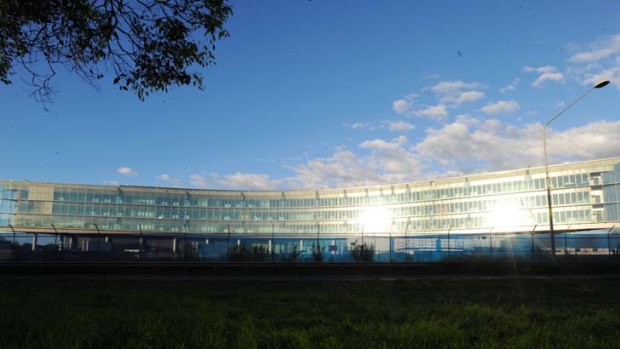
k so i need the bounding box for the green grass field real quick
[1,277,619,348]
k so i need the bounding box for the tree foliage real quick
[0,0,232,102]
[350,242,374,262]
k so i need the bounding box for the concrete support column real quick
[268,240,272,254]
[59,235,64,251]
[172,238,177,253]
[32,234,37,251]
[300,239,303,251]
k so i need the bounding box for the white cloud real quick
[580,62,620,90]
[415,117,620,173]
[350,122,370,130]
[425,80,485,106]
[387,121,415,132]
[499,78,520,93]
[523,65,564,87]
[391,92,417,114]
[296,114,620,188]
[481,100,520,115]
[523,66,556,74]
[554,100,566,109]
[287,117,620,189]
[413,104,448,120]
[415,117,541,171]
[287,150,384,188]
[549,120,620,161]
[455,90,485,104]
[348,122,390,131]
[428,80,482,94]
[117,167,138,176]
[532,72,564,87]
[103,180,119,186]
[392,99,411,114]
[391,81,484,124]
[360,138,402,151]
[156,174,181,186]
[567,34,620,90]
[213,172,280,190]
[287,137,423,189]
[188,174,209,187]
[569,34,620,63]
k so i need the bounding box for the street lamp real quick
[543,80,610,256]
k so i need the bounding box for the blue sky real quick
[1,0,620,189]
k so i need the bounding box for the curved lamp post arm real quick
[544,86,596,182]
[542,80,609,257]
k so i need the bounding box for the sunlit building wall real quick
[1,158,619,238]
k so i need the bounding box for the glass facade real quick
[0,184,17,227]
[1,158,619,238]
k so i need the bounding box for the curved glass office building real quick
[1,157,619,261]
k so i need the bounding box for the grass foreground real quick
[1,277,619,348]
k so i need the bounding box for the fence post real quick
[271,223,275,261]
[530,224,537,260]
[52,223,59,249]
[94,223,101,257]
[447,225,452,257]
[404,218,411,262]
[9,224,16,246]
[226,224,231,259]
[489,226,494,257]
[607,226,615,257]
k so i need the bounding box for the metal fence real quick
[1,229,619,263]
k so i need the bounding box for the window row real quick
[29,192,591,221]
[12,207,594,234]
[45,173,595,208]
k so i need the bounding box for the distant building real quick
[1,157,619,260]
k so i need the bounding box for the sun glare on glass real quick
[359,206,392,233]
[488,202,534,230]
